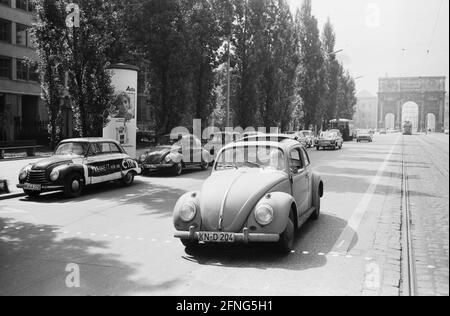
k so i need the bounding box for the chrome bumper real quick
[17,184,64,190]
[174,227,280,244]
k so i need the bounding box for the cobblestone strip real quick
[405,136,449,296]
[362,148,403,296]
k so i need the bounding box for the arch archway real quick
[402,102,419,133]
[385,113,395,130]
[427,113,436,132]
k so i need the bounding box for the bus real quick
[329,119,355,141]
[403,121,413,136]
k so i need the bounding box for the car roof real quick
[60,138,120,144]
[232,135,300,150]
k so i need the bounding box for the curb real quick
[0,192,26,201]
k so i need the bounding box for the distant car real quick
[17,138,141,198]
[315,131,343,150]
[300,130,314,148]
[445,129,449,135]
[357,130,373,143]
[285,131,308,148]
[379,129,387,135]
[173,137,324,253]
[139,134,211,176]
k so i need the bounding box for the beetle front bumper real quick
[174,227,280,244]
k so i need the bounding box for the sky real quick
[288,0,450,95]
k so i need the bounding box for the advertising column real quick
[103,64,139,158]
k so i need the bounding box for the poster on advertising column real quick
[103,64,139,158]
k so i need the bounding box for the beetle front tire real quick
[181,239,199,249]
[277,212,295,254]
[310,190,321,221]
[64,173,84,198]
[24,190,40,199]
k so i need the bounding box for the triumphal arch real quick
[378,77,446,132]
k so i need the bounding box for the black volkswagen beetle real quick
[139,134,212,176]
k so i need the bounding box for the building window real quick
[0,19,11,43]
[0,56,12,79]
[16,23,28,46]
[0,0,11,7]
[16,0,28,11]
[29,64,39,81]
[16,59,28,80]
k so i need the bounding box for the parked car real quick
[17,138,141,198]
[356,129,373,143]
[300,130,315,148]
[173,137,324,253]
[315,131,344,150]
[285,131,308,147]
[206,132,241,161]
[139,134,211,176]
[379,129,387,135]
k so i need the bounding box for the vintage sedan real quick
[356,129,373,142]
[173,136,324,253]
[285,131,308,148]
[315,131,343,150]
[17,138,141,198]
[139,134,211,176]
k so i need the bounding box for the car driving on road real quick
[17,138,141,198]
[356,129,373,143]
[173,136,324,253]
[139,134,211,176]
[315,131,344,150]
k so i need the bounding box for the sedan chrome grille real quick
[26,170,47,184]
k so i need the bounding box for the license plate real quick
[23,183,41,191]
[198,232,235,243]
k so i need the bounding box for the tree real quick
[337,70,357,119]
[294,0,326,131]
[31,0,121,139]
[30,0,68,147]
[321,18,342,129]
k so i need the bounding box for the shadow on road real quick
[0,217,180,295]
[180,214,351,272]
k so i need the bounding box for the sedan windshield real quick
[55,142,88,156]
[320,132,336,138]
[215,146,286,171]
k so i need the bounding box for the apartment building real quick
[0,0,48,144]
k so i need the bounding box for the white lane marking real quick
[332,135,401,254]
[318,253,325,256]
[302,251,310,255]
[427,265,436,269]
[364,262,381,290]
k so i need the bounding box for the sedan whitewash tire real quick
[121,171,135,186]
[173,162,183,176]
[64,173,84,198]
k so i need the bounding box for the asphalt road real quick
[0,133,448,296]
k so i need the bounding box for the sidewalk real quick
[0,157,46,199]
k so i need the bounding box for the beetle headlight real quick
[50,169,60,182]
[255,204,274,226]
[179,201,197,222]
[19,165,32,181]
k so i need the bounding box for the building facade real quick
[353,90,378,130]
[0,0,48,144]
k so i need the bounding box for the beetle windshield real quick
[55,142,88,156]
[215,146,286,171]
